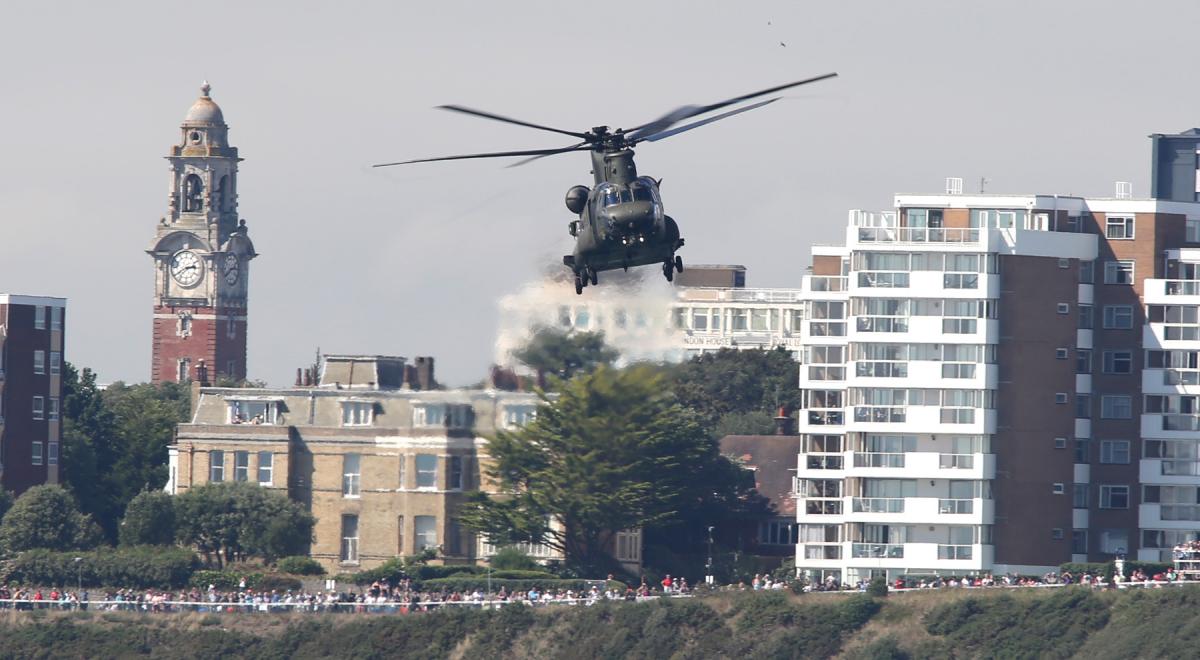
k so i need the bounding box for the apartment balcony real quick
[799,365,847,388]
[1142,413,1200,439]
[841,450,995,480]
[1140,458,1200,485]
[1144,368,1200,395]
[849,271,1000,300]
[845,496,993,525]
[798,541,993,571]
[849,315,999,344]
[1144,279,1200,306]
[1139,503,1200,529]
[849,360,998,390]
[796,409,846,434]
[801,276,849,299]
[848,405,997,435]
[848,225,984,248]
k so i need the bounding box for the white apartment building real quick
[788,188,1198,584]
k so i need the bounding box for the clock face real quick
[170,250,203,287]
[223,254,239,285]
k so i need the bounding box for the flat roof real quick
[0,295,66,307]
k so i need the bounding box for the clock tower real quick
[148,82,257,384]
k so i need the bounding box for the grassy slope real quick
[0,587,1198,659]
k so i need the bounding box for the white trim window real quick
[415,453,438,490]
[48,397,59,421]
[1105,216,1135,239]
[341,400,374,427]
[50,307,62,331]
[32,396,44,421]
[449,455,464,490]
[1102,350,1133,374]
[50,352,60,375]
[209,450,225,482]
[414,515,438,551]
[503,405,538,429]
[1100,395,1133,419]
[1100,440,1131,465]
[1099,485,1130,509]
[340,514,359,563]
[234,451,250,482]
[32,441,43,466]
[1102,305,1133,329]
[342,453,361,498]
[33,350,45,375]
[256,451,273,485]
[413,403,469,429]
[34,306,45,330]
[1103,260,1135,285]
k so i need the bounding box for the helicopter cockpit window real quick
[629,181,654,202]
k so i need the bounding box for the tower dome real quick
[183,81,226,126]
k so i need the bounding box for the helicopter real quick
[374,72,837,294]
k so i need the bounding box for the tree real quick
[174,482,314,567]
[0,485,102,553]
[713,410,778,438]
[512,326,619,388]
[103,380,191,498]
[61,363,118,535]
[460,365,748,575]
[670,348,801,431]
[120,490,177,546]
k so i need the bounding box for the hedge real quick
[5,547,199,589]
[1060,561,1174,580]
[275,556,325,576]
[188,571,303,592]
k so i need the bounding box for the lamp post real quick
[73,557,82,606]
[706,526,715,585]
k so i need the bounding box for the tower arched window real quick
[216,175,229,212]
[183,174,204,212]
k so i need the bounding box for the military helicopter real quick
[375,73,837,294]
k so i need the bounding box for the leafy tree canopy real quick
[511,326,619,388]
[460,365,761,575]
[0,485,102,553]
[119,490,177,546]
[174,482,314,567]
[669,347,801,431]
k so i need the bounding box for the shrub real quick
[256,574,303,593]
[119,491,176,547]
[0,485,102,553]
[418,577,613,594]
[275,556,325,576]
[867,576,889,598]
[489,546,539,571]
[189,570,263,590]
[6,546,199,589]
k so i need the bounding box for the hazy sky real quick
[4,0,1200,386]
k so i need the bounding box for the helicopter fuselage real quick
[562,148,683,288]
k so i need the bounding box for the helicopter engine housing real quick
[565,185,590,215]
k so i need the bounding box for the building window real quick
[616,529,642,562]
[1057,303,1070,315]
[48,442,58,466]
[1079,260,1094,283]
[1055,393,1068,404]
[1102,305,1133,329]
[32,396,44,421]
[227,317,236,339]
[1072,530,1088,554]
[1100,440,1131,464]
[1075,439,1090,463]
[1052,528,1064,540]
[1073,484,1088,508]
[398,454,406,489]
[1055,437,1068,449]
[1103,260,1135,285]
[1105,216,1135,239]
[416,454,438,489]
[1099,485,1129,509]
[340,515,359,563]
[503,405,538,429]
[397,515,405,555]
[341,401,374,426]
[1055,348,1069,360]
[257,451,273,485]
[32,441,43,466]
[1078,304,1094,329]
[209,450,225,482]
[1075,394,1091,419]
[1100,395,1133,419]
[50,352,60,375]
[1076,349,1092,374]
[1099,528,1128,555]
[49,307,62,331]
[413,404,469,429]
[1102,350,1133,374]
[414,515,438,550]
[1053,483,1065,495]
[234,451,249,482]
[228,399,279,424]
[343,453,361,497]
[48,397,59,421]
[33,350,45,375]
[177,358,191,382]
[449,455,464,490]
[1188,219,1200,243]
[176,314,192,338]
[34,306,45,330]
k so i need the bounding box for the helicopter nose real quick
[606,201,655,228]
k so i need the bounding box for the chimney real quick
[415,356,436,390]
[295,368,303,387]
[774,405,794,436]
[195,360,210,387]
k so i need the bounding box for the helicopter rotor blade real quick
[437,104,592,140]
[372,145,589,168]
[633,98,779,144]
[625,72,837,142]
[505,141,592,168]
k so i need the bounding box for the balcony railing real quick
[807,276,848,292]
[803,544,843,560]
[938,498,974,514]
[852,497,905,513]
[937,544,973,560]
[805,500,843,515]
[807,410,845,426]
[1164,370,1200,386]
[1161,504,1200,521]
[854,452,905,468]
[940,408,976,424]
[725,288,804,303]
[854,407,906,423]
[856,226,981,245]
[806,455,844,470]
[807,366,846,381]
[851,543,904,558]
[939,453,975,469]
[1163,415,1200,431]
[1162,460,1200,477]
[1165,280,1200,296]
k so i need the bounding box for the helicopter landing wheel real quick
[675,255,684,273]
[574,273,584,295]
[589,268,598,286]
[663,261,675,283]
